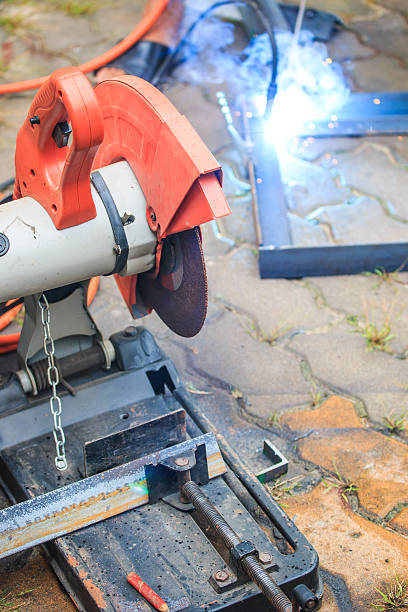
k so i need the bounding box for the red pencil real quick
[127,572,169,612]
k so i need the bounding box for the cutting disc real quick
[137,227,208,338]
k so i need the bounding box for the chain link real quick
[39,294,68,471]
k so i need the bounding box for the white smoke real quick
[171,13,350,141]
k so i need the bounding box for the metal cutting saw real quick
[0,68,322,612]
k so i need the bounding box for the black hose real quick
[153,0,279,115]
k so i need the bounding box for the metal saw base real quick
[0,330,322,611]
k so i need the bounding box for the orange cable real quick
[0,0,168,95]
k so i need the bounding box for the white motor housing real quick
[0,161,156,302]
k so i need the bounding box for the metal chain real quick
[38,294,68,471]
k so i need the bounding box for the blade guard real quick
[13,67,104,229]
[93,76,230,240]
[93,76,231,317]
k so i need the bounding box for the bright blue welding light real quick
[264,87,321,147]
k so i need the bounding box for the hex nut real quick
[259,552,273,565]
[214,570,229,583]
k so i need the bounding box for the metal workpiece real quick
[256,440,289,484]
[0,433,225,560]
[246,98,408,279]
[0,160,156,303]
[181,480,293,612]
[0,367,323,610]
[298,91,408,138]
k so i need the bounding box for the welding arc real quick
[0,0,168,95]
[137,227,208,338]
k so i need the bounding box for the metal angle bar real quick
[258,243,408,278]
[255,441,288,484]
[298,91,408,137]
[247,110,408,279]
[250,126,291,249]
[0,433,225,560]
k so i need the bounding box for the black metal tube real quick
[182,480,292,612]
[173,386,299,549]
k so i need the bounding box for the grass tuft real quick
[268,411,280,427]
[322,462,359,504]
[346,299,404,353]
[57,1,98,15]
[383,411,407,433]
[267,475,303,504]
[371,575,408,610]
[0,14,24,34]
[0,589,33,612]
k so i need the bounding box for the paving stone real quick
[372,135,408,164]
[281,395,364,430]
[284,483,408,611]
[303,0,380,23]
[390,506,408,535]
[310,271,408,317]
[0,549,75,610]
[337,144,408,220]
[221,193,257,244]
[314,196,408,244]
[358,392,408,427]
[288,213,332,247]
[206,245,336,332]
[320,584,342,612]
[351,12,408,60]
[289,325,408,396]
[166,305,311,395]
[282,396,408,518]
[280,153,349,215]
[288,136,360,162]
[309,273,408,356]
[239,392,314,420]
[327,28,376,61]
[374,0,408,18]
[346,54,408,92]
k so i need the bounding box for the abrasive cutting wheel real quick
[93,75,229,337]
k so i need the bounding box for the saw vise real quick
[0,68,322,612]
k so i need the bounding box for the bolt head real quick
[259,552,272,565]
[150,210,157,222]
[174,457,189,467]
[214,570,229,582]
[0,233,10,257]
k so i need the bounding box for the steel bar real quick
[182,480,293,612]
[298,91,408,137]
[258,243,408,279]
[0,433,225,560]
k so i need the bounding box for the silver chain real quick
[39,294,68,471]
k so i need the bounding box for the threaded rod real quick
[182,480,292,612]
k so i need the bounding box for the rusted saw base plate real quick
[0,391,284,612]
